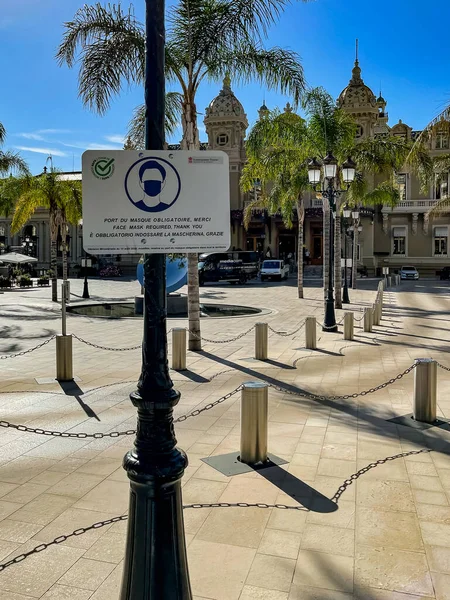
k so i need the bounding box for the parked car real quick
[260,259,290,281]
[198,251,260,280]
[199,259,247,285]
[400,265,419,280]
[439,266,450,280]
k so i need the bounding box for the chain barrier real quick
[331,448,431,503]
[437,362,450,372]
[0,448,433,573]
[0,386,244,438]
[187,325,255,344]
[72,334,141,352]
[0,335,56,360]
[0,515,128,573]
[320,315,345,330]
[268,321,305,337]
[269,363,417,402]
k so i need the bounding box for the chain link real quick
[269,363,417,401]
[0,515,128,573]
[331,448,431,503]
[0,386,244,437]
[72,334,141,352]
[437,362,450,372]
[184,502,309,511]
[0,335,56,359]
[268,322,305,337]
[187,326,255,344]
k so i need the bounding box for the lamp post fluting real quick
[308,155,356,332]
[119,0,192,598]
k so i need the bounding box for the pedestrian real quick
[265,247,272,258]
[305,249,311,265]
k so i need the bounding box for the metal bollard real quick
[56,283,73,381]
[240,382,268,465]
[413,359,437,423]
[364,307,373,332]
[305,317,317,349]
[372,303,380,326]
[255,323,268,361]
[172,328,187,371]
[343,312,354,340]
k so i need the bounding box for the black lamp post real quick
[342,205,352,304]
[79,219,90,299]
[349,209,362,289]
[119,0,192,598]
[308,154,356,332]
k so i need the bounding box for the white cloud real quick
[105,134,125,144]
[18,133,46,141]
[16,146,67,157]
[60,141,122,151]
[38,129,72,135]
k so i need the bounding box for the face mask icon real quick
[143,179,163,197]
[138,160,167,204]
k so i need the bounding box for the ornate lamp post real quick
[308,154,356,331]
[78,219,90,299]
[342,205,352,304]
[349,208,362,288]
[119,0,192,598]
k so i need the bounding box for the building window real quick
[435,173,449,200]
[393,226,406,255]
[435,131,449,150]
[434,226,448,255]
[396,174,407,201]
[216,133,229,146]
[355,125,363,139]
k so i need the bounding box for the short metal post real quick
[343,312,354,340]
[364,308,373,332]
[305,317,317,349]
[413,358,437,423]
[240,382,268,465]
[373,303,380,326]
[255,322,268,361]
[172,328,187,371]
[56,283,73,381]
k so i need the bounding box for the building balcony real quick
[382,200,439,213]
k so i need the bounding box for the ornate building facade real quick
[1,64,449,277]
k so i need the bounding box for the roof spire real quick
[355,38,359,64]
[223,72,231,91]
[351,38,362,83]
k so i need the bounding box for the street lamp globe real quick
[352,209,360,220]
[323,152,338,179]
[343,205,352,219]
[307,158,322,185]
[342,157,356,184]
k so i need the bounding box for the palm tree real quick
[10,169,82,301]
[0,122,29,176]
[56,0,309,350]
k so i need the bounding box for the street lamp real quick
[348,209,363,288]
[342,205,352,304]
[308,154,356,331]
[78,219,90,299]
[21,236,33,256]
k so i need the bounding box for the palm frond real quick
[208,43,305,106]
[56,3,145,114]
[428,197,450,218]
[0,151,29,176]
[0,123,6,146]
[11,188,48,233]
[127,93,183,148]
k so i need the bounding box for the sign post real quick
[115,1,193,598]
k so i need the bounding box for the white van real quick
[260,259,290,282]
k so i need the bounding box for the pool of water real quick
[67,302,263,319]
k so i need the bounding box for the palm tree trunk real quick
[334,199,342,309]
[352,223,359,289]
[181,93,202,351]
[297,199,304,299]
[323,199,330,298]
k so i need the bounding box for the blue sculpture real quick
[137,257,187,294]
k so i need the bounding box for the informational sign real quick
[82,150,230,254]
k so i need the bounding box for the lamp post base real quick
[119,389,192,600]
[82,276,90,299]
[342,283,350,304]
[322,297,337,332]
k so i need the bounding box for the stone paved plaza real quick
[0,276,450,599]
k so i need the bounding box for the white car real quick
[260,259,290,282]
[400,265,419,280]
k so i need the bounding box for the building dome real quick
[337,60,377,111]
[206,74,245,118]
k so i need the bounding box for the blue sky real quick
[1,0,449,175]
